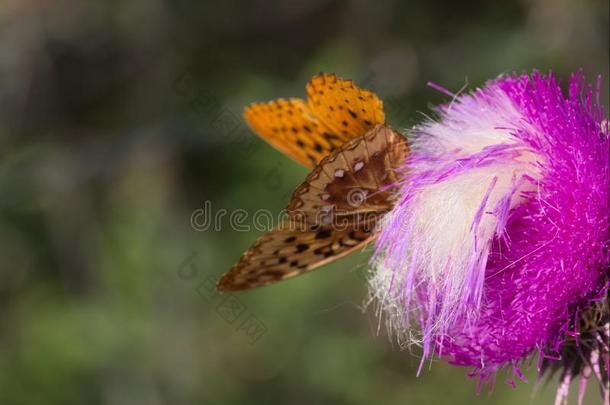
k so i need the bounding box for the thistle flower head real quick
[370,71,609,397]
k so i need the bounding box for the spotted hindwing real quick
[217,124,409,292]
[217,220,375,292]
[287,124,409,224]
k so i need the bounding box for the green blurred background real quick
[0,0,608,404]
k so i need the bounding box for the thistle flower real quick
[370,71,609,400]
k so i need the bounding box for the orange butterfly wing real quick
[306,74,385,138]
[243,73,385,168]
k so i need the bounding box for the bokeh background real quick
[0,0,608,404]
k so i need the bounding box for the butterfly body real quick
[217,74,409,292]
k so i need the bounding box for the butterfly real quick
[217,73,409,292]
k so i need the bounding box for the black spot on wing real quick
[296,243,309,253]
